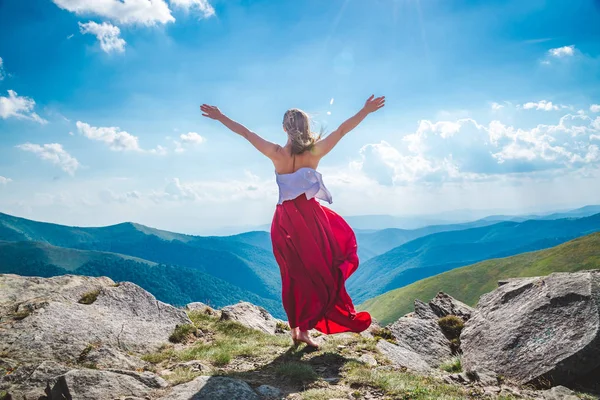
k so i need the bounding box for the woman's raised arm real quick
[313,95,385,158]
[200,104,282,160]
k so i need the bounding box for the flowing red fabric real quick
[271,194,372,334]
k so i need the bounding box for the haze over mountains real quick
[1,205,600,321]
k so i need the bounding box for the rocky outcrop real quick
[0,274,191,399]
[413,293,473,322]
[387,317,452,367]
[220,301,283,335]
[462,271,600,387]
[158,376,260,400]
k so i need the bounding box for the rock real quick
[462,271,600,386]
[82,345,148,370]
[428,292,474,321]
[106,369,168,388]
[255,384,283,400]
[174,360,212,373]
[219,301,280,335]
[159,375,259,400]
[387,317,452,367]
[57,369,153,399]
[376,340,431,373]
[414,299,438,320]
[465,369,498,387]
[540,385,580,400]
[0,275,191,366]
[358,354,378,367]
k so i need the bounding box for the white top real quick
[275,167,333,205]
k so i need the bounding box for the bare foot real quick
[297,330,319,348]
[291,327,300,345]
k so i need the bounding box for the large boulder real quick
[462,271,600,386]
[158,376,260,400]
[0,274,191,398]
[220,301,282,335]
[376,340,431,373]
[0,274,191,365]
[387,317,453,367]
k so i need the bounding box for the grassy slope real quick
[360,232,600,326]
[348,214,600,303]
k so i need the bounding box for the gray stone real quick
[414,299,438,320]
[540,385,580,400]
[106,369,169,388]
[159,376,259,400]
[255,384,283,400]
[462,271,600,386]
[376,340,431,373]
[0,275,191,366]
[83,345,147,370]
[358,354,378,367]
[387,317,452,367]
[174,360,212,372]
[59,369,153,399]
[220,301,279,335]
[428,292,474,321]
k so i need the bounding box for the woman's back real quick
[273,146,319,175]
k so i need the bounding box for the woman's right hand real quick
[363,95,386,114]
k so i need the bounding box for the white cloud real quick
[180,132,205,144]
[99,189,141,203]
[149,145,168,155]
[151,171,272,203]
[17,143,80,175]
[590,104,600,113]
[491,102,504,111]
[76,121,142,152]
[351,113,600,185]
[79,21,126,54]
[170,0,215,18]
[0,176,12,185]
[51,0,174,25]
[548,45,575,58]
[0,57,5,80]
[521,100,560,111]
[0,90,48,124]
[171,132,205,153]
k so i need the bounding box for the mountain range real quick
[359,231,600,325]
[347,212,600,304]
[2,206,600,321]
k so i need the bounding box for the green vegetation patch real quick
[343,360,467,400]
[169,324,198,344]
[439,357,462,373]
[78,289,101,305]
[273,361,318,384]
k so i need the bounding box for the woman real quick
[201,95,385,348]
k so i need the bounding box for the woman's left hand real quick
[200,104,224,120]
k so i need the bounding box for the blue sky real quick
[1,0,600,233]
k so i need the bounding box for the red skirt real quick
[270,194,372,334]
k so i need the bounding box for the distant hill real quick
[0,212,281,301]
[0,240,283,317]
[348,213,600,304]
[359,232,600,325]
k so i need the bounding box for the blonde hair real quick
[283,109,320,155]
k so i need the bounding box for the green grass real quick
[143,311,290,367]
[438,316,464,341]
[78,289,101,305]
[164,367,203,385]
[360,232,600,325]
[273,362,318,384]
[299,388,348,400]
[342,360,467,399]
[169,324,198,343]
[439,357,462,373]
